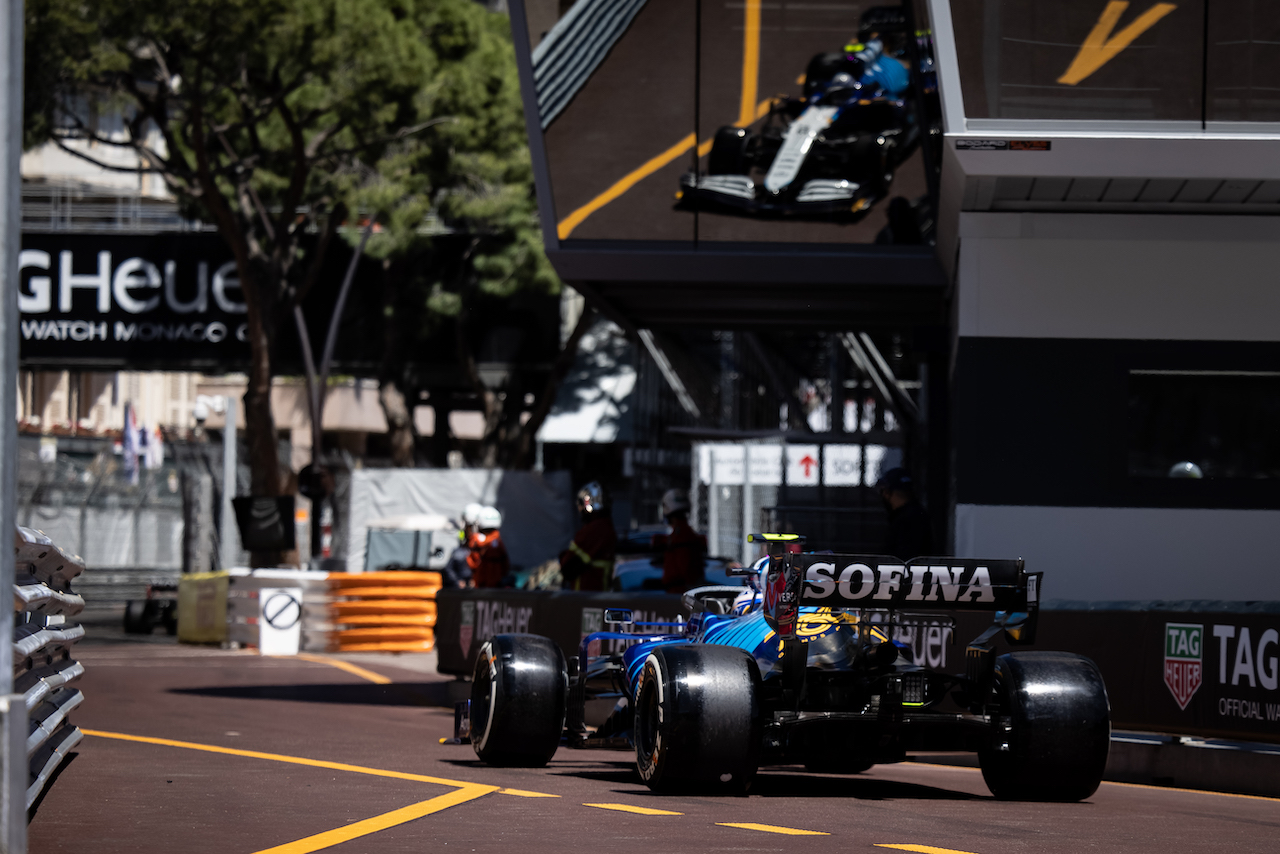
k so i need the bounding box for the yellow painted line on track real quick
[500,788,560,798]
[738,0,762,125]
[1057,1,1178,85]
[253,787,493,854]
[718,822,829,836]
[289,653,392,685]
[557,133,697,239]
[558,97,774,239]
[85,729,501,853]
[877,845,982,854]
[81,729,497,790]
[585,803,682,815]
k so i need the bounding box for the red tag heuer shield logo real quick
[1164,623,1203,710]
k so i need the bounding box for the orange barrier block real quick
[336,614,436,629]
[335,626,435,644]
[329,600,437,618]
[334,640,435,653]
[333,586,439,600]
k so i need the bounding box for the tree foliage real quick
[26,0,557,490]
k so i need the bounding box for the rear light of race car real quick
[902,672,927,706]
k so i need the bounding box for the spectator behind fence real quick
[651,488,706,594]
[560,482,617,591]
[875,467,933,561]
[468,506,510,588]
[443,503,483,587]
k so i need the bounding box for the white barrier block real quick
[258,588,302,656]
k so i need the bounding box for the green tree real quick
[25,0,549,509]
[345,11,587,469]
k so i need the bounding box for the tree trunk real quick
[379,379,416,467]
[240,266,284,568]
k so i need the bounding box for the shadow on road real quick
[169,681,459,707]
[440,755,983,801]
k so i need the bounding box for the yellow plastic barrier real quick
[177,571,230,644]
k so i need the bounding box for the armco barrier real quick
[437,589,1280,746]
[222,569,440,653]
[14,526,87,811]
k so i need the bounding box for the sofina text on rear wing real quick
[763,554,1040,632]
[762,553,1042,696]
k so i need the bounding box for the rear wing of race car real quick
[759,550,1042,691]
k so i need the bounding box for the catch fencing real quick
[13,526,86,811]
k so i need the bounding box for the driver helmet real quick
[477,505,502,531]
[577,482,607,518]
[660,488,691,519]
[731,555,770,615]
[732,587,763,616]
[462,503,484,526]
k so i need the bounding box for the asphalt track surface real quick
[29,632,1280,854]
[541,0,927,243]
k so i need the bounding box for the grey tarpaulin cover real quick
[346,469,576,573]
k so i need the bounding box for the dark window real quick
[1128,371,1280,480]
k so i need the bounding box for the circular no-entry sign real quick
[263,591,302,630]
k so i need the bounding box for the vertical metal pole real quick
[741,441,753,566]
[707,449,719,559]
[0,1,26,847]
[221,395,238,570]
[689,444,700,532]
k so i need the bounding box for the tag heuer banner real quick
[18,233,380,372]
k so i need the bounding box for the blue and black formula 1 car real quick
[465,534,1110,800]
[678,7,940,219]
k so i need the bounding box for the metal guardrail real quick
[532,0,648,128]
[13,526,86,811]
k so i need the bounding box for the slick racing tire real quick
[634,644,762,794]
[122,600,150,634]
[470,634,567,767]
[708,126,750,175]
[978,652,1110,801]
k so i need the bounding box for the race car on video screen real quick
[459,533,1111,800]
[678,6,939,220]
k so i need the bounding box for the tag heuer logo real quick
[1164,622,1203,710]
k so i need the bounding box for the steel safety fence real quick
[13,526,86,812]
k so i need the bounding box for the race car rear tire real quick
[978,652,1110,801]
[634,644,762,794]
[470,634,567,767]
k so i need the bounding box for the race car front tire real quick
[634,644,762,794]
[470,634,567,767]
[978,651,1110,801]
[708,127,750,175]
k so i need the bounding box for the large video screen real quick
[949,0,1280,123]
[521,0,940,246]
